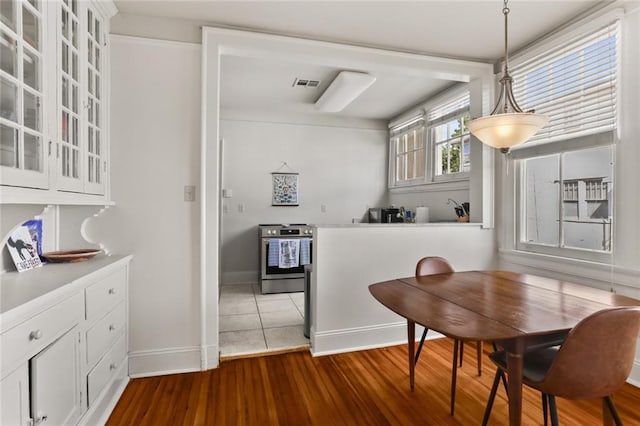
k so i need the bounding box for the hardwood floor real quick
[107,339,640,425]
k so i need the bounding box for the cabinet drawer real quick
[87,334,126,406]
[86,302,126,368]
[1,293,83,378]
[85,267,126,322]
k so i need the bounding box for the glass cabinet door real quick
[84,4,104,195]
[0,0,48,189]
[56,0,83,192]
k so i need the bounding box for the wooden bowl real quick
[42,249,102,263]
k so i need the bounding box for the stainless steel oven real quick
[259,224,313,294]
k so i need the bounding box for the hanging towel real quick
[299,238,311,265]
[279,239,300,268]
[267,239,280,267]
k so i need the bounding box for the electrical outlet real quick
[321,204,327,213]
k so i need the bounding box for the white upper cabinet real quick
[0,0,49,189]
[0,0,116,204]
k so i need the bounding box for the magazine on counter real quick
[6,225,43,272]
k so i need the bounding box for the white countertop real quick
[1,254,132,326]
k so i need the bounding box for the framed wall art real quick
[272,172,299,206]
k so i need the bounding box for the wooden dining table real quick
[369,270,640,426]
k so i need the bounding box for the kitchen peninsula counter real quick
[308,223,495,356]
[314,222,482,228]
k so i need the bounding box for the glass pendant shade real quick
[468,0,548,153]
[467,112,548,152]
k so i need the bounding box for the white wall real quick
[311,223,497,355]
[220,118,388,283]
[103,35,202,376]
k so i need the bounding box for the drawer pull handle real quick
[109,363,117,371]
[109,324,116,331]
[108,288,116,295]
[29,330,43,340]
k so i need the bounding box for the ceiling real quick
[113,1,614,121]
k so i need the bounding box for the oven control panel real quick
[260,225,313,237]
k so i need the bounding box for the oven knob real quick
[309,229,313,234]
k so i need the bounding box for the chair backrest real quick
[537,307,640,399]
[415,256,454,277]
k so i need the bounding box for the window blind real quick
[427,92,470,125]
[390,117,424,138]
[511,21,619,144]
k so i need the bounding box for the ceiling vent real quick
[293,78,321,88]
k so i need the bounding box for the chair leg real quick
[482,369,502,426]
[542,393,549,426]
[459,340,464,367]
[548,395,559,426]
[491,342,509,394]
[414,328,429,364]
[604,396,623,426]
[476,341,483,376]
[451,339,459,416]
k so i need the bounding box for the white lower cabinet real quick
[87,334,126,406]
[0,256,131,426]
[30,327,82,425]
[0,365,29,426]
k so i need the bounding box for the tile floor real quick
[219,283,309,356]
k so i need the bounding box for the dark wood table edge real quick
[368,273,640,426]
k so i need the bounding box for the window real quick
[388,90,470,188]
[428,92,470,180]
[513,21,619,259]
[432,113,470,177]
[389,117,426,186]
[520,146,613,253]
[512,22,619,143]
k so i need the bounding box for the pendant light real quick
[467,0,548,153]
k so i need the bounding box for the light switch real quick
[238,204,244,213]
[222,189,233,198]
[184,185,196,202]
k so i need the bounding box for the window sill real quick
[389,177,469,194]
[498,248,640,290]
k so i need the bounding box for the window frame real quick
[388,118,428,188]
[514,143,614,264]
[507,17,620,263]
[388,89,471,190]
[430,111,471,183]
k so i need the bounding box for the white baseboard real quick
[628,361,640,388]
[221,270,259,285]
[205,343,219,370]
[311,321,443,356]
[128,346,201,378]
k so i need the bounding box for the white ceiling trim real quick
[204,26,493,84]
